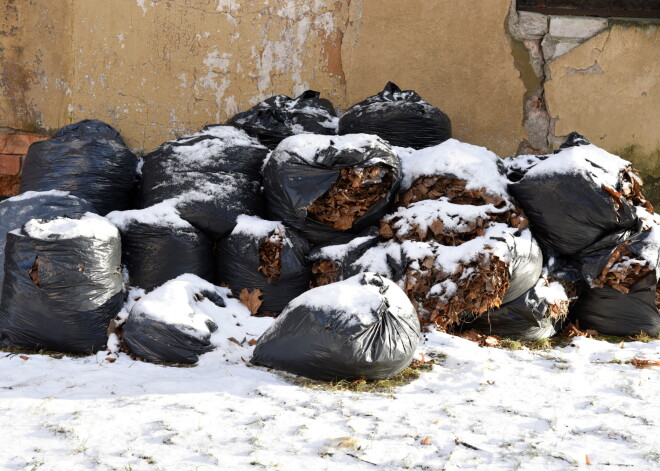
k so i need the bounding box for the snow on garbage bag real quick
[251,273,421,381]
[215,216,310,314]
[0,190,96,305]
[0,213,123,353]
[460,277,570,340]
[20,120,139,215]
[228,90,338,150]
[573,221,660,336]
[508,133,645,256]
[106,201,214,292]
[263,134,401,245]
[338,82,451,150]
[120,274,274,364]
[140,125,269,238]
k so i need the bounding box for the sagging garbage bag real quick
[509,133,643,256]
[0,190,96,305]
[0,213,123,353]
[119,275,273,365]
[20,120,139,215]
[574,224,660,336]
[215,215,310,314]
[140,125,268,238]
[107,201,214,292]
[251,273,421,381]
[263,133,401,245]
[228,90,338,150]
[573,273,659,336]
[501,230,544,304]
[460,277,570,340]
[338,82,451,150]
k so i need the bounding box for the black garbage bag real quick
[140,125,269,238]
[0,190,97,305]
[573,273,659,336]
[107,202,214,291]
[338,82,451,150]
[20,120,139,215]
[461,278,568,340]
[228,90,338,150]
[263,133,401,245]
[0,213,123,353]
[509,133,641,256]
[215,216,310,314]
[252,272,421,381]
[122,275,226,364]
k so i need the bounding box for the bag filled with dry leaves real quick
[215,215,310,314]
[251,273,420,381]
[263,134,401,245]
[20,120,139,215]
[0,190,96,305]
[121,275,227,364]
[573,224,660,336]
[140,125,269,238]
[338,82,451,150]
[508,132,645,256]
[0,214,123,353]
[459,277,571,340]
[107,202,214,292]
[227,90,338,150]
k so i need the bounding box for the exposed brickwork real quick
[0,154,22,176]
[0,134,46,154]
[0,133,47,196]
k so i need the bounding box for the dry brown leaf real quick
[105,357,116,363]
[239,288,263,315]
[19,355,29,361]
[630,357,660,369]
[248,339,258,346]
[585,455,592,465]
[421,436,431,446]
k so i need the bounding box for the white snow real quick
[1,189,72,203]
[400,139,509,197]
[285,273,413,328]
[309,233,377,261]
[106,200,192,230]
[523,144,631,188]
[0,330,658,470]
[534,277,570,306]
[171,125,265,167]
[231,214,283,239]
[23,212,119,241]
[274,133,393,165]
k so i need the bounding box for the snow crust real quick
[534,278,569,306]
[23,212,119,241]
[309,233,377,261]
[106,200,192,231]
[169,125,265,166]
[274,133,392,165]
[285,273,413,328]
[400,139,508,197]
[523,144,630,188]
[231,214,283,239]
[2,189,71,203]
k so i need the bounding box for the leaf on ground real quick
[19,355,29,361]
[239,288,263,315]
[421,436,431,445]
[630,357,660,369]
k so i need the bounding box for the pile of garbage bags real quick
[0,84,657,382]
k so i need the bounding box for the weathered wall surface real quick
[0,0,658,199]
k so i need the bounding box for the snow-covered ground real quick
[0,328,658,471]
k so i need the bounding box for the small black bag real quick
[338,82,451,149]
[252,273,421,381]
[20,120,139,215]
[215,216,310,314]
[0,215,123,353]
[228,90,338,150]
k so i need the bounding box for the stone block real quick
[549,16,608,39]
[518,12,548,38]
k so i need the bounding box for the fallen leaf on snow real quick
[239,288,263,315]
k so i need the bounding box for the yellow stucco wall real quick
[0,0,658,194]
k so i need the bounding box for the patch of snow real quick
[3,189,71,203]
[231,215,283,239]
[106,200,191,231]
[274,133,392,166]
[23,212,119,241]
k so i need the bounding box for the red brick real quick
[0,154,22,176]
[0,134,48,155]
[0,174,20,196]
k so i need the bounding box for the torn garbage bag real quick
[251,273,421,381]
[0,213,123,353]
[263,133,401,245]
[215,215,310,314]
[0,190,96,305]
